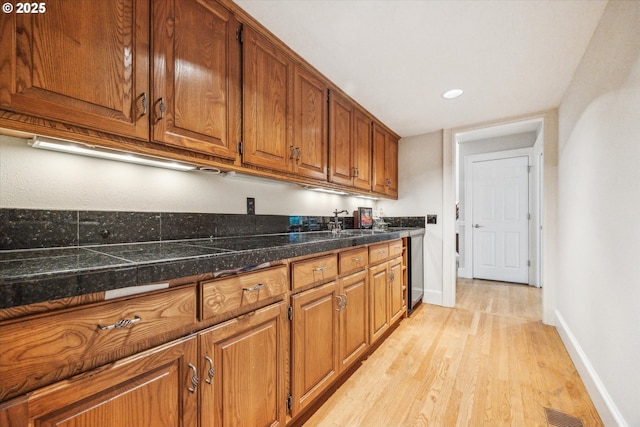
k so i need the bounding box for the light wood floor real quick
[303,278,602,426]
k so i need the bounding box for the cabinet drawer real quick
[0,285,197,402]
[291,254,338,290]
[339,247,368,275]
[368,242,389,264]
[389,239,404,258]
[201,265,288,320]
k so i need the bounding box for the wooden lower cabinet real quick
[291,281,340,417]
[338,271,369,371]
[291,271,370,419]
[0,335,199,427]
[369,256,405,345]
[199,302,287,427]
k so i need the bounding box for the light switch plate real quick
[427,215,437,224]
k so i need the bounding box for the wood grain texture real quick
[338,247,368,276]
[292,281,340,417]
[0,285,197,402]
[201,265,287,319]
[338,271,369,371]
[0,0,149,139]
[199,302,286,427]
[291,254,338,291]
[0,335,198,427]
[151,0,240,159]
[302,279,603,427]
[352,107,373,191]
[242,24,294,173]
[328,90,354,186]
[293,65,328,180]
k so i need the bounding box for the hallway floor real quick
[302,278,602,426]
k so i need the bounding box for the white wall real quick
[378,130,443,305]
[0,135,374,215]
[556,1,640,426]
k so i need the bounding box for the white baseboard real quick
[423,290,443,306]
[554,310,627,427]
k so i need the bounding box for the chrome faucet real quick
[331,209,349,232]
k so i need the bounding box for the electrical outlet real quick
[247,197,255,215]
[427,214,437,224]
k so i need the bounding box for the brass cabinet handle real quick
[341,293,348,308]
[204,356,215,384]
[296,147,302,161]
[243,283,264,292]
[290,145,296,160]
[336,295,344,312]
[389,271,395,283]
[98,315,141,330]
[352,257,363,262]
[312,265,326,272]
[188,363,199,393]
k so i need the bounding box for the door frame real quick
[461,148,533,284]
[443,110,559,325]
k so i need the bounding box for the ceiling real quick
[235,0,607,138]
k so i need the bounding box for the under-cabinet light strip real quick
[30,136,198,171]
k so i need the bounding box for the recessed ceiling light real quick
[442,89,464,99]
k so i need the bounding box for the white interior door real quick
[472,156,529,283]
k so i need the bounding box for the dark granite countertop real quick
[0,228,424,309]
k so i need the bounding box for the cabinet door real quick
[328,91,354,186]
[372,123,388,194]
[369,262,389,344]
[293,65,328,180]
[152,0,240,159]
[291,281,339,417]
[372,123,399,196]
[0,0,149,140]
[339,271,369,371]
[385,136,399,197]
[0,336,199,427]
[242,25,294,173]
[389,257,405,324]
[200,302,286,427]
[353,108,373,191]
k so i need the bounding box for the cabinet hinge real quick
[236,141,243,155]
[287,305,293,321]
[236,27,244,44]
[286,394,293,414]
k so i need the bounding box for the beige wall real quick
[556,1,640,426]
[378,130,443,304]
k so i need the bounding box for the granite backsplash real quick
[0,208,425,250]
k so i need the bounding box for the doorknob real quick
[473,224,484,228]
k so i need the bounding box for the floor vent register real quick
[544,407,585,427]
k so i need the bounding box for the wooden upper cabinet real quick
[152,0,240,159]
[372,123,399,197]
[353,108,373,190]
[0,0,150,140]
[293,65,328,180]
[329,91,373,190]
[328,91,354,186]
[242,25,294,173]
